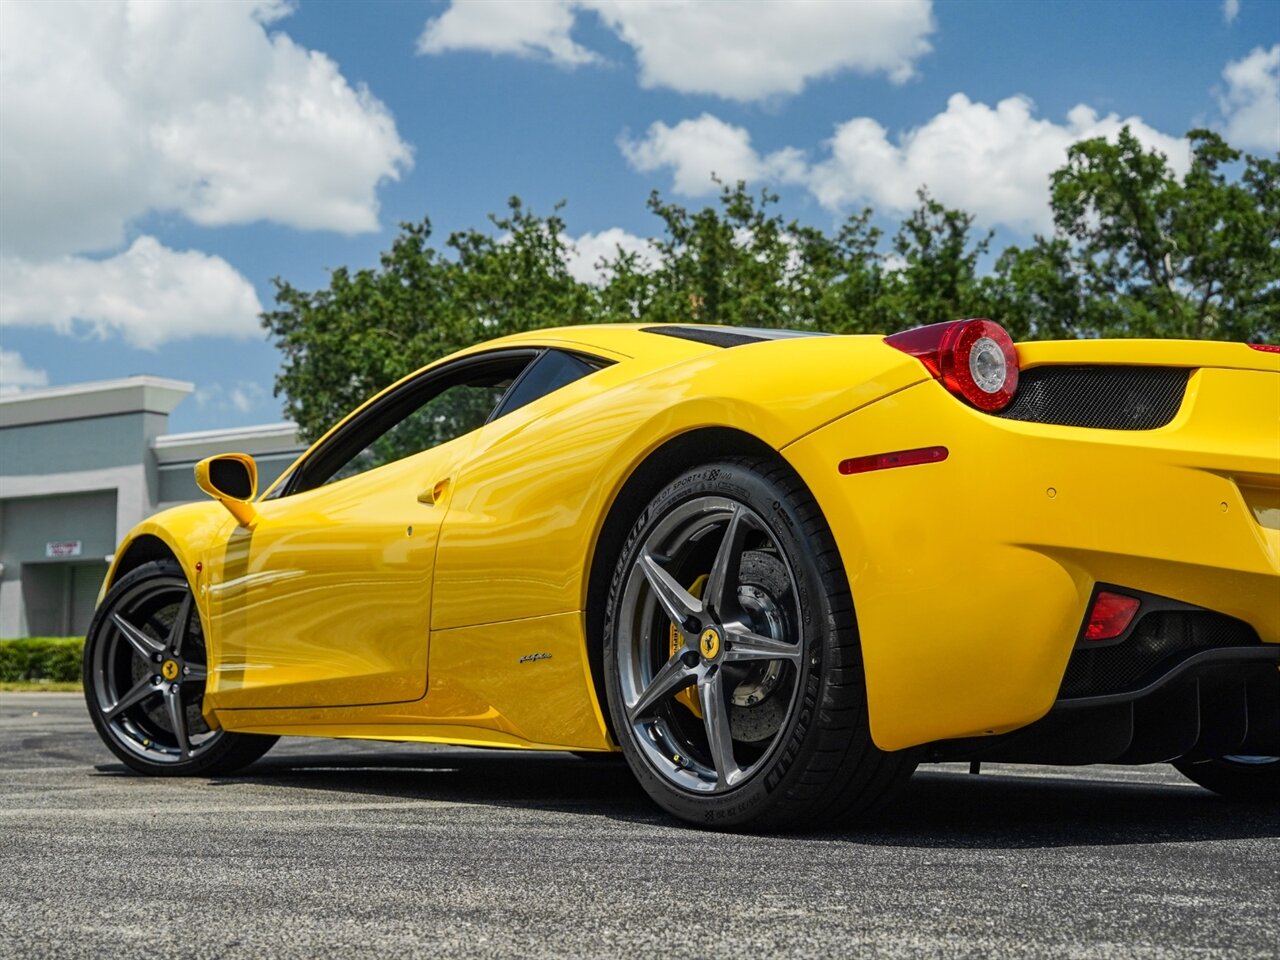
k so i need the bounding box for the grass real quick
[1,681,82,693]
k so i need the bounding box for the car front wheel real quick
[84,560,276,776]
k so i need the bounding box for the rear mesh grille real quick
[1059,612,1260,699]
[997,365,1189,430]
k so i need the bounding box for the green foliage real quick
[0,637,84,683]
[993,130,1279,341]
[263,132,1277,441]
[883,190,999,334]
[262,198,593,442]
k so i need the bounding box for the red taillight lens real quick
[885,319,1020,411]
[1248,343,1280,353]
[1084,591,1141,641]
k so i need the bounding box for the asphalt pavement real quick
[2,692,1277,959]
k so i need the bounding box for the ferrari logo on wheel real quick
[161,660,180,681]
[699,628,721,660]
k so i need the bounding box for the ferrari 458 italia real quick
[84,320,1280,827]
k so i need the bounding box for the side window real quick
[328,377,515,484]
[286,352,534,494]
[490,349,607,422]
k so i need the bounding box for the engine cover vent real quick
[996,365,1190,430]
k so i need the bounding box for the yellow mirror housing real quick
[195,453,259,528]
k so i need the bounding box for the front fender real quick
[99,501,232,604]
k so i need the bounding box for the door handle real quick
[418,478,450,505]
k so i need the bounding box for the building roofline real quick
[153,421,305,465]
[154,421,300,448]
[0,375,194,428]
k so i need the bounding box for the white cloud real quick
[1219,45,1280,152]
[808,95,1190,234]
[1222,0,1240,24]
[587,0,935,99]
[0,237,264,350]
[808,96,1186,232]
[195,380,267,414]
[622,97,1192,235]
[0,349,48,396]
[565,229,658,285]
[418,0,935,101]
[0,0,412,259]
[619,114,806,196]
[418,0,599,66]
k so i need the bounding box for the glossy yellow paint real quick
[100,325,1280,755]
[787,347,1280,750]
[194,453,259,528]
[216,611,609,749]
[428,332,929,630]
[101,503,228,606]
[206,425,504,711]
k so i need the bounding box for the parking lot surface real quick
[1,693,1276,959]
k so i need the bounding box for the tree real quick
[263,199,594,441]
[593,182,967,336]
[879,189,1000,334]
[597,182,836,329]
[262,132,1277,434]
[993,129,1279,341]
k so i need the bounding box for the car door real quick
[205,350,536,710]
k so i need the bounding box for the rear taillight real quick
[1248,343,1280,353]
[885,319,1019,412]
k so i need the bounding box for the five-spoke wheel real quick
[617,497,803,794]
[604,457,916,829]
[84,560,275,776]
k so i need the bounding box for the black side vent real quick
[1059,611,1260,699]
[997,365,1190,430]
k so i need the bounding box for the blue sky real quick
[1,0,1276,433]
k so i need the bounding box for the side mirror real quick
[195,454,259,528]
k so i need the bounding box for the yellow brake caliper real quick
[668,574,707,720]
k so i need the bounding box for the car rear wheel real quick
[84,560,276,776]
[1172,755,1280,800]
[603,456,915,829]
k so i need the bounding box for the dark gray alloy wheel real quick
[603,457,916,829]
[84,559,276,776]
[1173,754,1280,800]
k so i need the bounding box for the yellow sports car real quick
[83,321,1280,827]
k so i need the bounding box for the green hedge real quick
[0,637,84,683]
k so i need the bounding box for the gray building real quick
[0,376,304,638]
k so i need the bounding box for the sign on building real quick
[45,540,83,559]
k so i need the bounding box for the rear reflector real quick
[1248,343,1280,353]
[1084,591,1141,641]
[839,446,949,475]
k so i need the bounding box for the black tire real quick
[1172,756,1280,800]
[602,456,915,830]
[84,559,277,777]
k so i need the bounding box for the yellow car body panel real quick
[788,361,1280,750]
[99,325,1280,755]
[428,333,928,631]
[204,328,928,748]
[210,611,610,750]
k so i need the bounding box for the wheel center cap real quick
[699,627,722,660]
[160,659,180,681]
